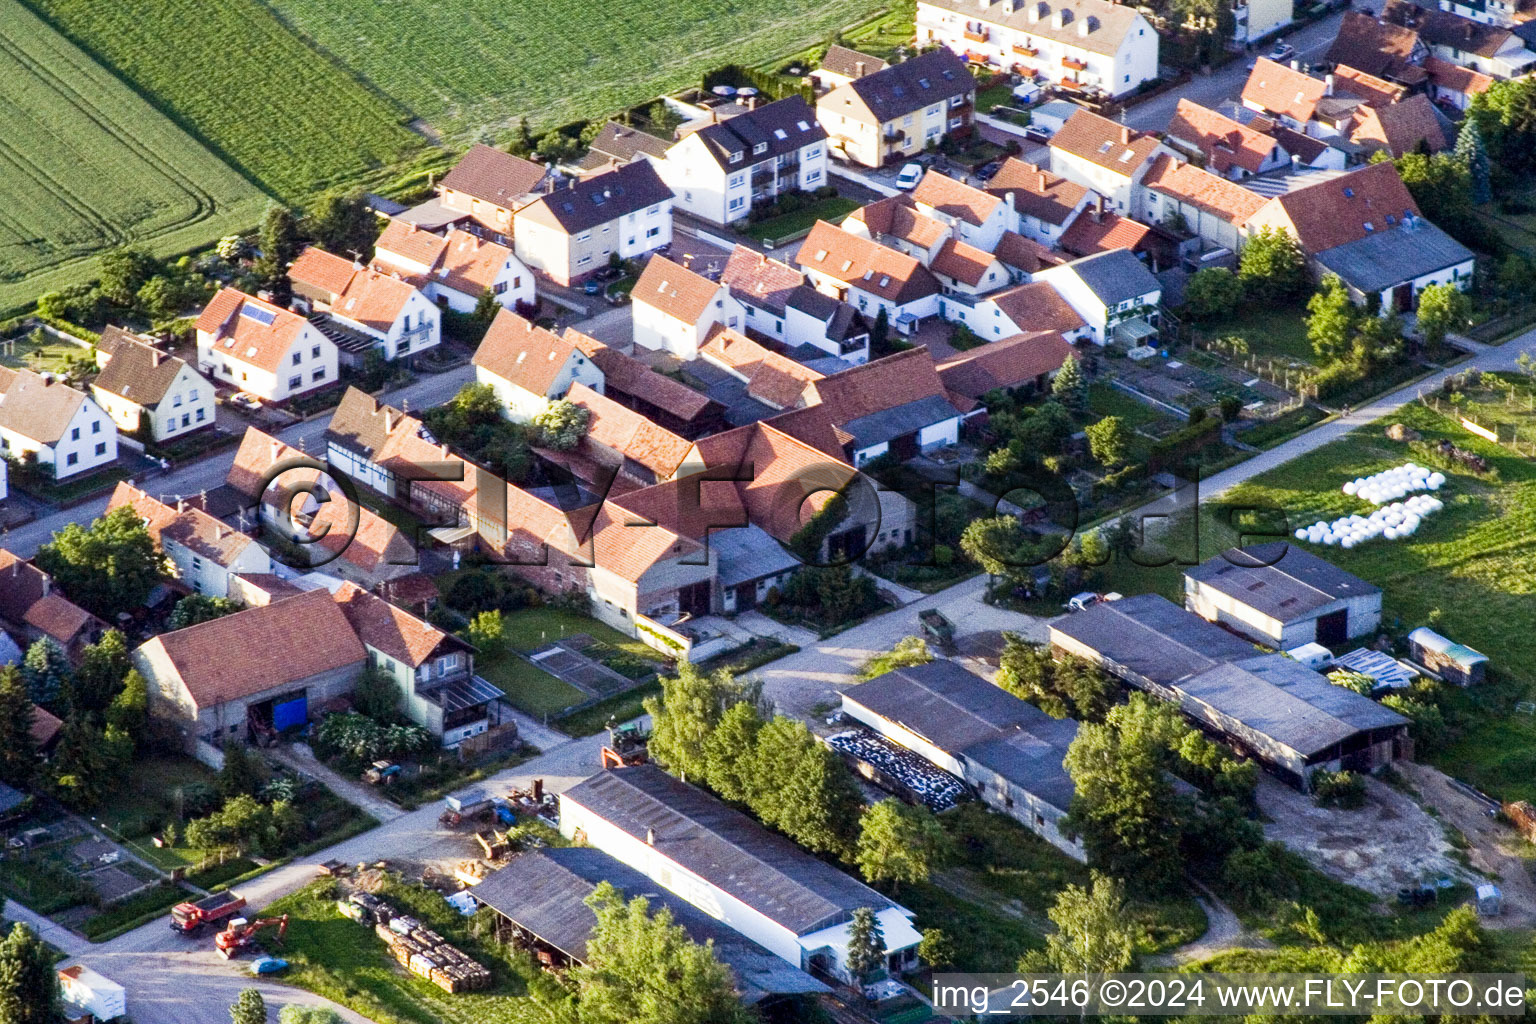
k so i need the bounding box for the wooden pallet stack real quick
[371,914,490,993]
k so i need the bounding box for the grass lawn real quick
[0,331,91,372]
[975,82,1014,113]
[258,878,569,1024]
[477,655,588,719]
[95,755,218,843]
[1236,403,1328,449]
[1088,401,1536,800]
[741,196,860,243]
[1199,301,1315,364]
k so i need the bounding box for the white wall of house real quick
[809,273,941,323]
[0,459,7,501]
[632,287,742,359]
[94,364,214,443]
[1231,0,1293,42]
[1015,191,1094,246]
[661,134,830,227]
[784,306,869,362]
[1034,266,1159,345]
[1426,36,1535,77]
[198,323,338,402]
[165,535,271,599]
[818,96,969,168]
[327,443,399,499]
[917,198,1017,253]
[324,289,440,361]
[915,1,1159,97]
[1143,189,1248,252]
[477,352,604,423]
[439,256,536,314]
[0,394,117,479]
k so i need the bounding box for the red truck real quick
[170,890,246,934]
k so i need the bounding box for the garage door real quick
[272,694,308,732]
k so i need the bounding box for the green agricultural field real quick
[262,0,894,142]
[0,0,268,312]
[22,0,424,200]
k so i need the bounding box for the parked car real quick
[1267,42,1296,63]
[249,957,289,976]
[583,280,602,295]
[1067,592,1102,612]
[594,265,624,282]
[974,160,1002,182]
[228,392,262,413]
[895,163,924,190]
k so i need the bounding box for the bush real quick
[1311,769,1367,809]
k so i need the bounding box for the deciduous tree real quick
[35,504,162,620]
[703,701,766,805]
[71,628,130,715]
[754,715,862,857]
[1020,873,1135,976]
[644,663,767,783]
[532,399,591,451]
[856,799,950,890]
[1182,266,1243,321]
[1415,283,1472,349]
[305,191,378,261]
[1238,226,1307,300]
[576,882,750,1024]
[1306,274,1358,364]
[858,636,932,680]
[1085,415,1129,468]
[169,594,240,631]
[98,246,158,306]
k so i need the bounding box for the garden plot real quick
[526,637,633,698]
[1113,357,1288,417]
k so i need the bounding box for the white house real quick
[985,158,1095,246]
[1140,154,1267,254]
[108,483,272,599]
[472,309,604,421]
[657,96,829,227]
[784,286,871,363]
[1047,110,1173,219]
[288,246,441,362]
[560,765,923,984]
[373,222,535,314]
[58,965,126,1024]
[941,279,1091,343]
[1232,0,1293,43]
[911,170,1018,252]
[513,161,675,286]
[91,327,214,443]
[796,221,941,327]
[717,246,870,362]
[916,0,1159,99]
[1165,100,1291,180]
[196,288,339,402]
[630,256,742,359]
[1032,248,1161,345]
[1382,0,1536,76]
[0,368,117,480]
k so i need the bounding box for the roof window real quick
[1363,221,1373,231]
[1098,141,1113,153]
[797,120,811,131]
[879,275,891,287]
[730,150,744,162]
[773,129,787,140]
[814,249,828,261]
[1343,186,1355,198]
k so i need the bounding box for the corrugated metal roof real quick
[1314,220,1472,295]
[1186,543,1381,621]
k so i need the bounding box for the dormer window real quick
[753,142,767,155]
[730,150,744,162]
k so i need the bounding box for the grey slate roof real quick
[844,661,1078,810]
[711,524,802,587]
[471,848,828,1004]
[786,285,868,342]
[560,765,895,935]
[686,97,828,172]
[836,47,973,123]
[1314,220,1473,295]
[1185,542,1381,621]
[524,161,672,235]
[841,394,959,449]
[1061,248,1161,306]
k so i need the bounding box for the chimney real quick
[646,827,656,846]
[1029,0,1046,21]
[855,60,866,79]
[152,350,163,367]
[1005,190,1016,212]
[1053,7,1070,28]
[1002,0,1016,12]
[1038,170,1048,191]
[1119,126,1132,144]
[1324,73,1335,95]
[1078,14,1095,34]
[1094,195,1105,222]
[1291,59,1301,70]
[407,222,417,234]
[270,439,280,462]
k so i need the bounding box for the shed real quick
[1184,543,1383,648]
[1407,627,1488,686]
[1284,642,1334,671]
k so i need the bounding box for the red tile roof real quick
[632,256,723,325]
[472,309,582,396]
[1166,99,1279,176]
[23,593,96,645]
[1241,58,1327,123]
[1058,211,1154,259]
[567,383,694,477]
[565,330,717,422]
[439,144,546,209]
[1326,11,1424,78]
[29,704,62,749]
[807,347,953,426]
[993,231,1067,274]
[720,246,806,317]
[1332,65,1407,107]
[936,331,1078,398]
[226,427,317,501]
[1424,55,1493,96]
[1049,110,1162,176]
[148,589,366,709]
[930,238,1000,287]
[699,327,822,410]
[1349,94,1449,157]
[988,280,1088,335]
[289,248,418,334]
[333,581,460,668]
[796,222,939,304]
[312,499,415,572]
[987,159,1090,226]
[0,550,50,626]
[1247,159,1420,254]
[845,195,950,250]
[1141,155,1268,225]
[108,483,258,569]
[196,288,312,373]
[911,170,1004,227]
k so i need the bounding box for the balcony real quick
[1062,55,1088,71]
[1013,43,1039,56]
[1057,77,1086,91]
[963,26,990,42]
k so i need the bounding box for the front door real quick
[735,582,757,612]
[1395,283,1414,312]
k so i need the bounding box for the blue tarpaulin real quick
[272,695,308,732]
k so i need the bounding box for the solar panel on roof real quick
[240,304,277,326]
